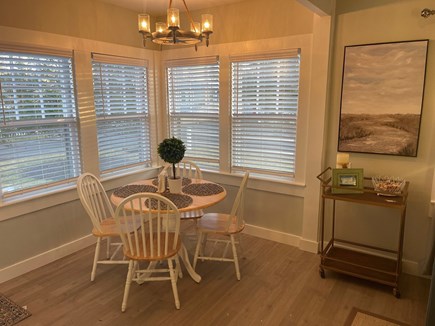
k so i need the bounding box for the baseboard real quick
[402,259,420,276]
[0,228,423,284]
[0,234,95,284]
[244,225,422,276]
[244,224,318,253]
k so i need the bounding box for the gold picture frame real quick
[332,168,364,194]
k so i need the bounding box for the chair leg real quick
[175,255,183,279]
[106,236,111,259]
[193,232,204,269]
[230,235,241,281]
[121,260,134,312]
[168,259,180,309]
[91,237,101,282]
[237,233,245,259]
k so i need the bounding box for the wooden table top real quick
[110,178,227,212]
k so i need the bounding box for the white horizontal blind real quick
[166,58,220,171]
[92,55,151,174]
[0,50,80,196]
[231,51,300,176]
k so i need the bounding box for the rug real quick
[345,307,410,326]
[0,294,31,326]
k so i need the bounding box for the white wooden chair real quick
[193,172,249,280]
[163,160,204,220]
[164,160,203,180]
[114,193,183,311]
[77,173,131,281]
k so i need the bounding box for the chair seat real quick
[123,232,181,261]
[92,217,140,237]
[180,209,204,220]
[196,212,244,234]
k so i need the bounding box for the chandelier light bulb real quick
[156,22,166,33]
[167,8,180,28]
[201,14,213,32]
[138,14,150,33]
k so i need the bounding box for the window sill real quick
[202,170,306,197]
[0,166,160,222]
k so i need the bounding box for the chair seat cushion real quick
[196,213,244,234]
[123,233,181,260]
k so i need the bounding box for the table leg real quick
[179,243,201,283]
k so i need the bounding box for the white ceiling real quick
[99,0,247,15]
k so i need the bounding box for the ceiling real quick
[99,0,247,15]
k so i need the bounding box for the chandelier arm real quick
[182,0,197,31]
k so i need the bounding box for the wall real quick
[0,0,148,49]
[326,0,435,273]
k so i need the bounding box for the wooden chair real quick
[77,173,131,281]
[164,160,203,180]
[163,160,204,220]
[193,172,249,280]
[114,193,182,311]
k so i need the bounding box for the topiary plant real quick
[157,137,186,179]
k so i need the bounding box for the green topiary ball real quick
[157,137,186,164]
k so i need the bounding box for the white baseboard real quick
[0,227,423,284]
[244,225,422,277]
[244,224,318,253]
[0,234,95,284]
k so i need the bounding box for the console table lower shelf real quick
[320,244,400,298]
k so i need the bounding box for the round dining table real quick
[110,177,227,283]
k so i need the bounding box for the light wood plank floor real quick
[0,233,430,326]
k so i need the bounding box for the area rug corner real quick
[0,294,31,326]
[345,307,410,326]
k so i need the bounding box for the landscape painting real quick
[338,40,428,156]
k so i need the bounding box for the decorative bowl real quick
[372,176,405,196]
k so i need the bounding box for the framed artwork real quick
[338,40,429,157]
[332,168,364,194]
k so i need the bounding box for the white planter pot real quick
[168,178,182,194]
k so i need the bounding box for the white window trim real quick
[0,30,159,212]
[0,45,81,199]
[164,55,220,171]
[161,34,312,187]
[91,52,152,176]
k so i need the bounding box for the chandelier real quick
[138,0,213,50]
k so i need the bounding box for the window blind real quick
[0,50,80,196]
[166,58,220,171]
[92,54,151,174]
[231,52,300,176]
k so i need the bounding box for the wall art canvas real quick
[338,40,428,157]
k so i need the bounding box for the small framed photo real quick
[332,168,364,194]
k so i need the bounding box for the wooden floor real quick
[0,232,430,326]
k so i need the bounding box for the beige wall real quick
[0,0,313,49]
[0,0,146,48]
[174,0,314,45]
[326,0,435,272]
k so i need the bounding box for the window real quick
[0,49,80,197]
[92,54,151,175]
[166,57,220,171]
[230,50,300,177]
